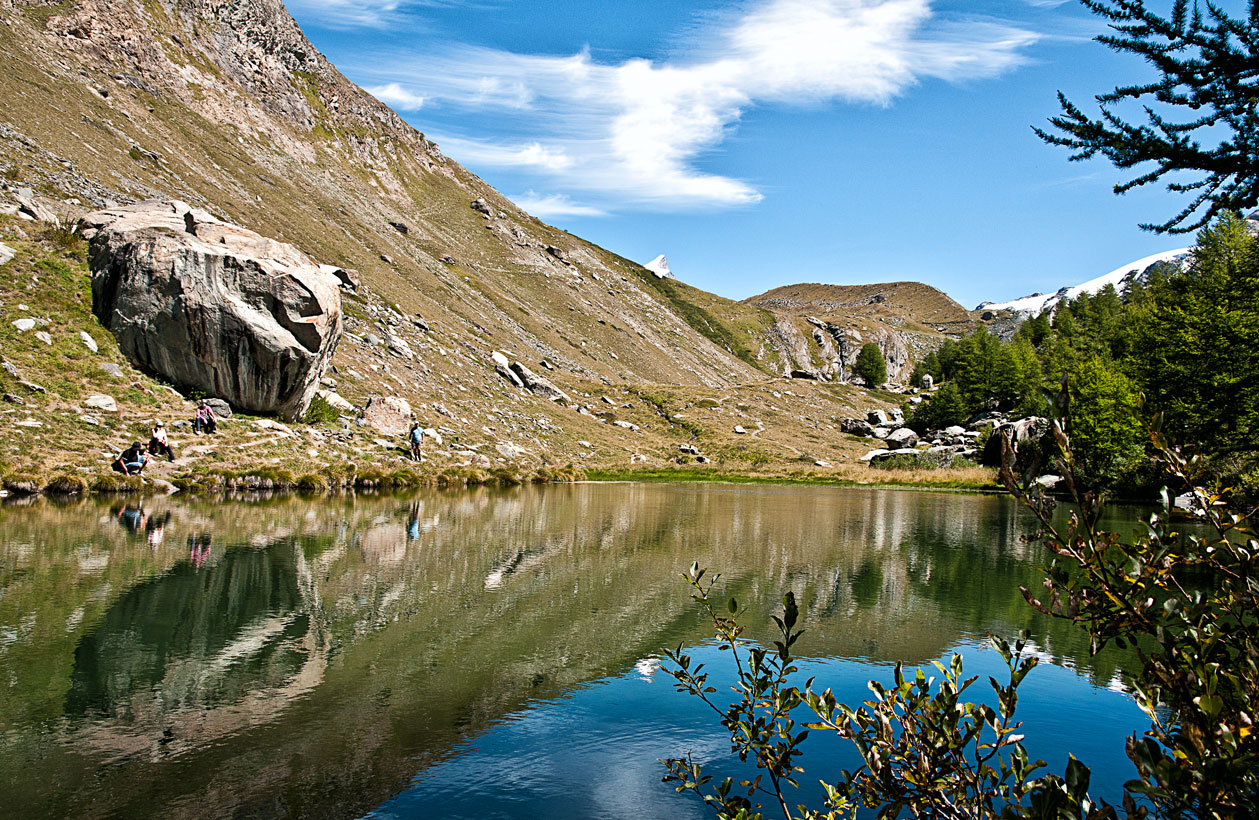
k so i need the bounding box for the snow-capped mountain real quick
[644,254,675,279]
[976,247,1192,317]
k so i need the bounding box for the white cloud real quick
[511,192,607,218]
[438,139,573,171]
[347,0,1038,211]
[366,82,426,110]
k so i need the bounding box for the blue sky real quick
[285,0,1203,308]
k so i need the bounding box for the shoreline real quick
[1,461,1002,501]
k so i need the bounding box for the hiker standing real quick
[408,422,425,462]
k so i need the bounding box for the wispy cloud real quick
[346,0,1039,212]
[511,192,607,218]
[286,0,401,28]
[366,82,426,110]
[287,0,477,29]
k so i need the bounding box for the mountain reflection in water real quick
[0,483,1142,819]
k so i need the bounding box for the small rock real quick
[251,418,293,436]
[679,444,699,455]
[471,198,493,217]
[79,331,99,353]
[814,460,832,467]
[15,418,42,428]
[100,362,124,378]
[733,425,747,434]
[0,242,15,266]
[388,221,409,235]
[496,441,525,459]
[385,334,414,359]
[150,478,179,495]
[34,331,51,345]
[577,440,592,448]
[79,415,100,426]
[12,318,35,332]
[696,456,711,463]
[84,394,118,413]
[3,393,24,405]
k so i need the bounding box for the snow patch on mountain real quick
[644,254,675,279]
[977,247,1192,317]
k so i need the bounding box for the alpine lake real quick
[0,482,1154,819]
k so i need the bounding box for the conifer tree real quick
[1035,0,1259,233]
[854,342,888,388]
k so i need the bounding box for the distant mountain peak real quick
[976,248,1192,317]
[644,254,675,279]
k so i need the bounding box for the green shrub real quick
[294,473,329,492]
[89,474,143,493]
[301,393,342,425]
[43,474,87,495]
[3,474,42,495]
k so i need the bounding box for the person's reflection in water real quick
[115,503,148,535]
[187,533,212,568]
[145,510,172,549]
[407,502,421,542]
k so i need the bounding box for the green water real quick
[0,484,1147,818]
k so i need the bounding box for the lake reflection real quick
[0,484,1144,819]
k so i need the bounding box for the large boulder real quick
[885,427,920,448]
[80,200,343,421]
[981,416,1054,473]
[363,395,412,436]
[840,418,877,437]
[509,361,570,403]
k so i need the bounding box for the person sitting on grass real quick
[112,441,149,476]
[148,421,175,462]
[193,400,217,434]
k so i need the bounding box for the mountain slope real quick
[0,0,949,480]
[743,281,971,384]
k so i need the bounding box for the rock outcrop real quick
[363,395,411,435]
[81,200,343,421]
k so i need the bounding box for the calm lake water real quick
[0,483,1150,819]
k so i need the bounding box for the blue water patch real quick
[365,639,1147,819]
